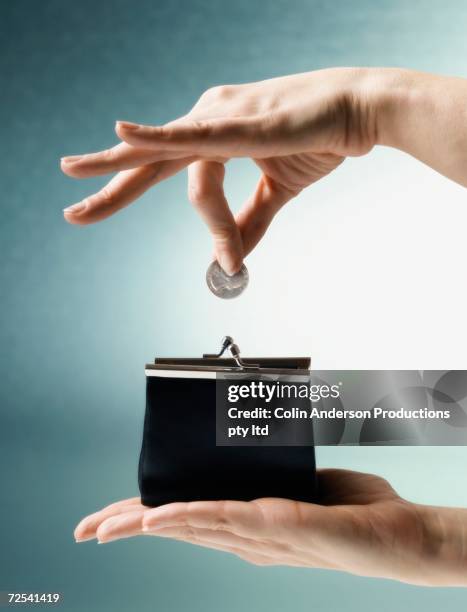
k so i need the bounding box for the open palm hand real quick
[75,469,443,585]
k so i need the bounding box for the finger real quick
[61,142,192,178]
[63,157,193,225]
[146,525,259,547]
[188,161,243,274]
[148,526,276,566]
[145,523,295,561]
[99,497,142,511]
[236,174,298,255]
[143,498,346,556]
[142,500,269,540]
[116,116,284,158]
[75,501,144,542]
[96,509,145,544]
[149,522,332,569]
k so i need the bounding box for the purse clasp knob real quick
[203,336,259,370]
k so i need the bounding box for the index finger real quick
[116,115,285,158]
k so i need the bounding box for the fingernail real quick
[116,121,139,131]
[99,536,120,544]
[75,534,94,543]
[61,155,82,164]
[63,202,87,214]
[97,536,112,544]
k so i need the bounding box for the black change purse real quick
[138,337,318,507]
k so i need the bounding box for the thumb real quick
[236,174,299,256]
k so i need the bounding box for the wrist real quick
[355,65,467,189]
[331,67,422,156]
[416,503,467,586]
[365,68,422,150]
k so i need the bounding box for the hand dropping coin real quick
[206,260,249,299]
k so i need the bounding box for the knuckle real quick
[211,501,230,531]
[157,125,172,141]
[214,85,234,99]
[97,187,114,210]
[102,148,116,163]
[80,196,93,210]
[202,84,234,101]
[190,119,212,139]
[212,223,238,244]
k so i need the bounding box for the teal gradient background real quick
[1,1,467,610]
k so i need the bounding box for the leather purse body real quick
[139,354,318,507]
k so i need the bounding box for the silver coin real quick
[206,260,249,299]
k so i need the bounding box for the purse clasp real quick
[203,336,260,371]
